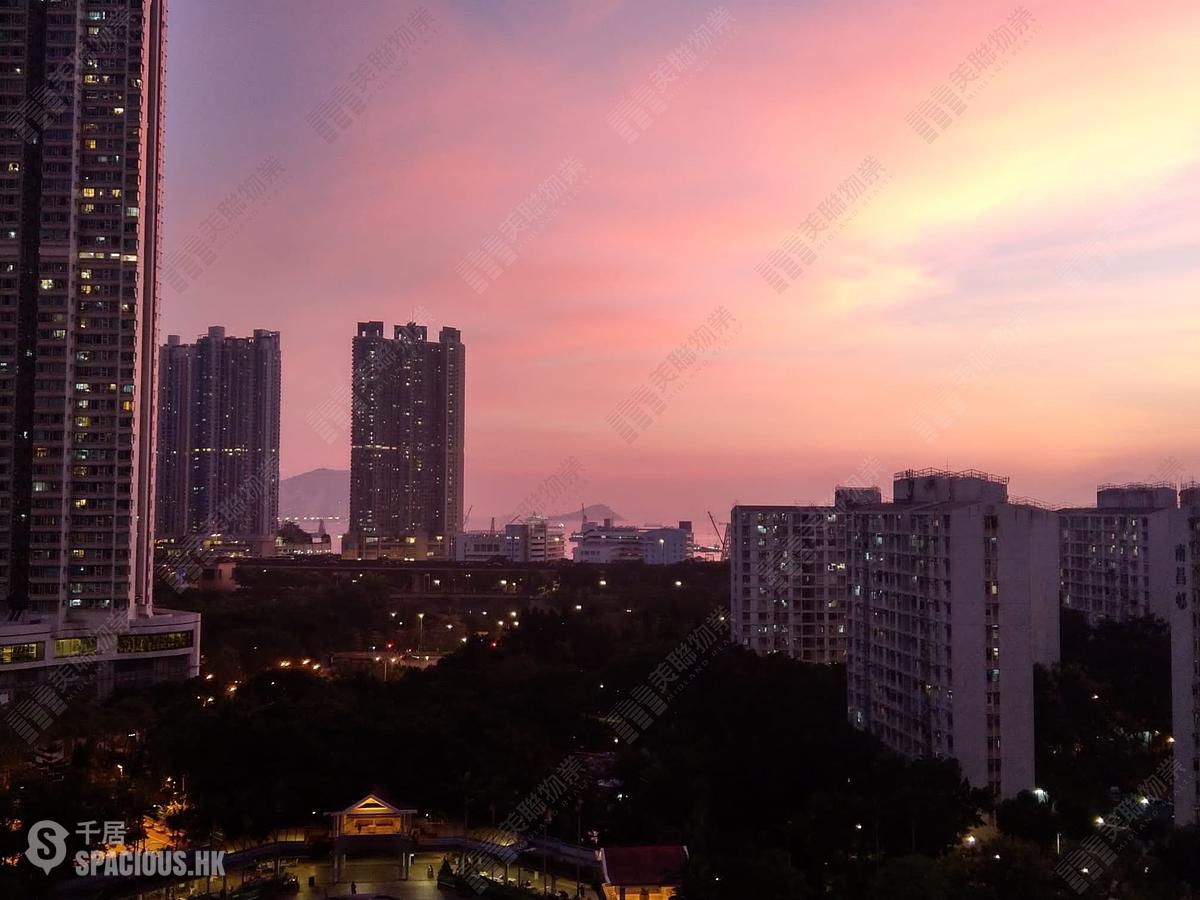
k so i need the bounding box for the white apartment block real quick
[1170,485,1200,825]
[846,469,1059,798]
[1059,483,1193,623]
[731,489,880,664]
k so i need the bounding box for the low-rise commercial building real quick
[0,607,201,715]
[570,519,693,564]
[342,531,450,562]
[455,517,567,563]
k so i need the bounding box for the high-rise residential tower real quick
[0,1,200,706]
[731,489,881,664]
[154,326,281,540]
[1058,483,1192,623]
[154,333,191,538]
[846,469,1060,798]
[346,322,464,559]
[1169,485,1200,825]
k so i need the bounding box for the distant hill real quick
[280,468,349,521]
[545,503,622,526]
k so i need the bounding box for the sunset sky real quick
[161,0,1200,538]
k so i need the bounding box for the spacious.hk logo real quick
[25,820,68,874]
[24,819,225,878]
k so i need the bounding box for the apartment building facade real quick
[731,489,880,664]
[154,326,281,540]
[0,0,200,704]
[1059,483,1192,623]
[346,322,464,557]
[154,334,191,537]
[846,470,1059,798]
[1170,485,1200,825]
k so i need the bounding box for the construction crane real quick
[706,511,731,562]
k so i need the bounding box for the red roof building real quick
[600,845,689,899]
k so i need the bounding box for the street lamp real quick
[417,613,424,649]
[575,798,583,899]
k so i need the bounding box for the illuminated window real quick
[39,278,53,290]
[82,188,95,198]
[55,637,97,658]
[0,642,44,664]
[74,499,88,508]
[117,631,194,654]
